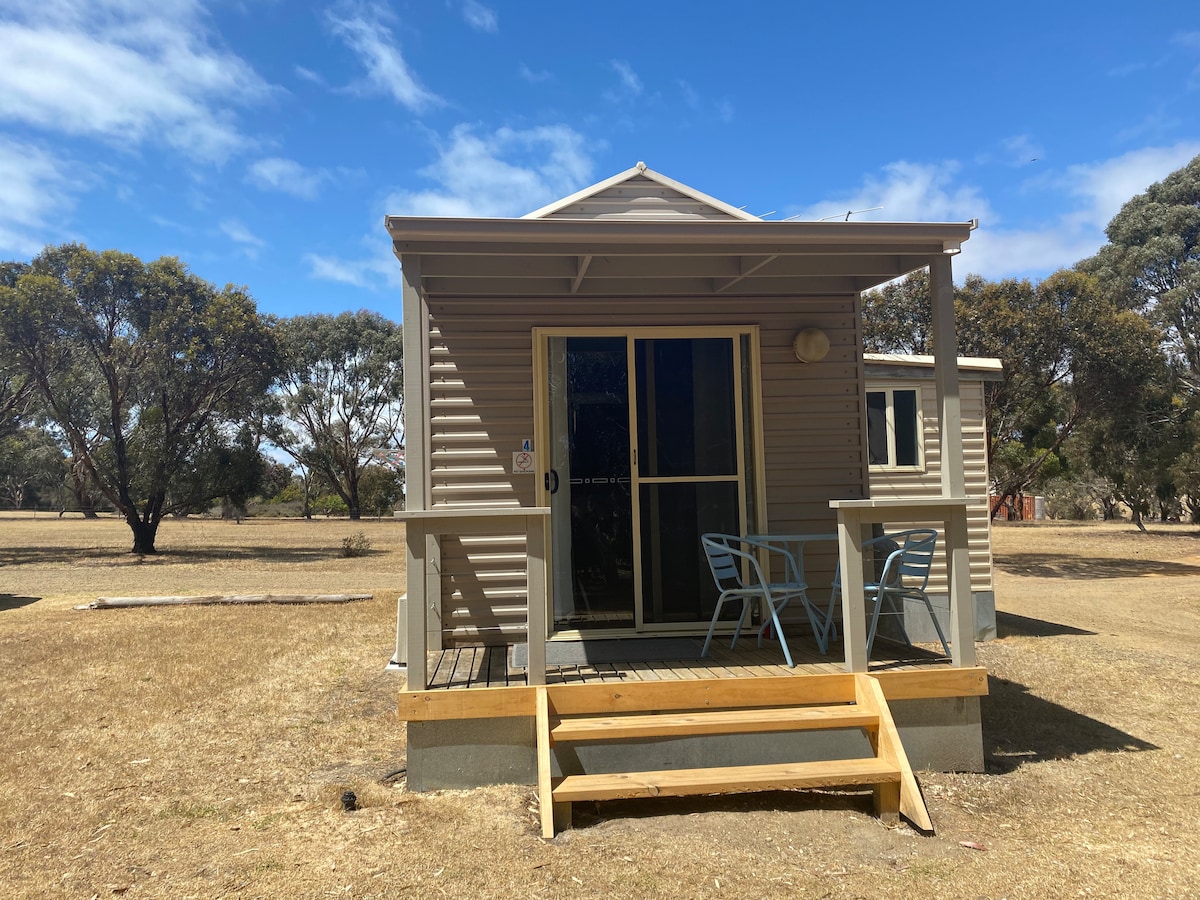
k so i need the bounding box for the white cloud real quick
[326,2,441,112]
[609,60,643,96]
[518,63,552,84]
[305,251,398,289]
[308,122,595,291]
[1057,143,1200,232]
[460,1,497,33]
[294,65,325,86]
[678,80,701,110]
[220,219,267,260]
[790,160,994,225]
[246,157,330,200]
[0,1,270,164]
[386,123,594,217]
[0,138,75,256]
[790,143,1200,281]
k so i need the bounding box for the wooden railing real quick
[394,508,551,690]
[829,497,975,671]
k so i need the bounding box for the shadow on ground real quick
[993,553,1200,578]
[574,788,878,831]
[0,594,39,611]
[982,674,1156,773]
[996,611,1096,638]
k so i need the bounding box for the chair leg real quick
[918,594,952,657]
[800,589,829,655]
[730,597,752,650]
[764,601,794,668]
[701,596,728,658]
[865,588,885,660]
[823,587,841,648]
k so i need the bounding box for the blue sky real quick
[2,1,1199,318]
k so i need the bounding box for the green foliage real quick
[314,493,349,516]
[0,426,66,509]
[267,311,403,520]
[0,244,281,552]
[861,269,933,353]
[1085,153,1200,390]
[1041,476,1107,521]
[357,463,404,517]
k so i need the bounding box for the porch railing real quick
[829,497,975,671]
[395,507,551,690]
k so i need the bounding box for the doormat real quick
[510,637,705,668]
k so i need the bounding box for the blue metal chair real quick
[822,529,951,659]
[700,534,821,667]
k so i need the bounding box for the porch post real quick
[837,509,870,672]
[929,255,976,667]
[400,254,441,678]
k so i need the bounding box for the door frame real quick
[533,325,768,639]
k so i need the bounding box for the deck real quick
[417,636,952,691]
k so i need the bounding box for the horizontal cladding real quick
[427,293,865,644]
[866,378,993,592]
[542,177,738,221]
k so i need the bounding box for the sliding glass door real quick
[539,328,758,635]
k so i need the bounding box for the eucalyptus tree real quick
[1086,153,1200,392]
[268,311,403,520]
[0,262,34,435]
[0,244,280,553]
[957,270,1161,516]
[861,268,934,354]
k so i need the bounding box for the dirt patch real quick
[1,515,1198,898]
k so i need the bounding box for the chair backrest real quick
[701,533,766,592]
[875,529,937,590]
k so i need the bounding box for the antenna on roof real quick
[753,210,777,218]
[817,207,883,222]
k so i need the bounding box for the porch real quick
[414,636,976,691]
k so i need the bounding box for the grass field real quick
[1,515,1199,898]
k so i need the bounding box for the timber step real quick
[554,758,900,802]
[535,673,933,838]
[550,704,877,742]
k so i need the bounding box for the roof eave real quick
[384,215,974,252]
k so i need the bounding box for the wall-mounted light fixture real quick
[792,327,830,363]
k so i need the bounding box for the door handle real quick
[545,469,560,494]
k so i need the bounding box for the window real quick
[866,387,922,469]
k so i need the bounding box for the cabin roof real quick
[385,163,975,299]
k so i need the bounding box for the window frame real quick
[866,384,925,472]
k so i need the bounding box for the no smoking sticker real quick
[512,451,535,474]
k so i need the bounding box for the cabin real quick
[386,164,989,836]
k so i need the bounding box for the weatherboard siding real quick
[866,376,994,595]
[425,294,866,645]
[539,173,742,221]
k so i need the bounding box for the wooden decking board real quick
[419,640,969,693]
[552,758,900,803]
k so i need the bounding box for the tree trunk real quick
[129,517,158,554]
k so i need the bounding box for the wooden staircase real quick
[535,673,932,838]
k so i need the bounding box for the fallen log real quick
[76,593,373,610]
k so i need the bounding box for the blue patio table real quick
[746,532,839,654]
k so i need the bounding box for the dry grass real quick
[1,515,1199,898]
